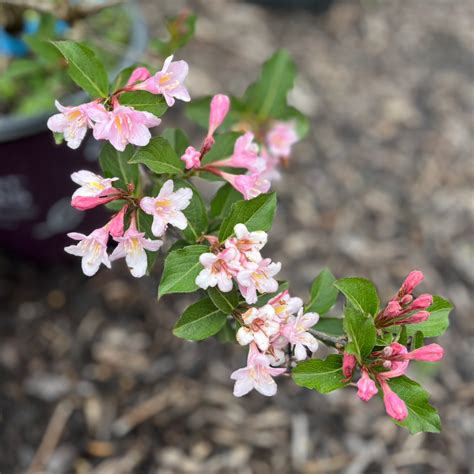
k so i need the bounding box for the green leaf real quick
[208,286,239,314]
[99,143,139,191]
[292,354,348,394]
[398,325,408,346]
[313,317,344,336]
[52,40,109,98]
[174,179,208,243]
[24,36,62,64]
[158,245,208,298]
[387,376,441,433]
[412,330,424,350]
[343,306,376,361]
[405,296,453,338]
[162,128,189,156]
[210,183,243,220]
[215,320,237,343]
[201,132,241,165]
[218,193,277,241]
[136,209,159,273]
[306,268,338,315]
[334,277,380,317]
[119,91,168,117]
[173,297,227,341]
[129,136,185,175]
[151,12,197,57]
[243,49,296,119]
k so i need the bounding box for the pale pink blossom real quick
[180,146,201,169]
[236,305,280,352]
[140,180,192,237]
[237,258,281,304]
[108,206,128,238]
[64,227,111,276]
[405,343,444,362]
[126,67,151,87]
[357,369,378,402]
[208,94,230,136]
[280,309,319,361]
[266,121,299,158]
[138,55,190,107]
[379,377,408,421]
[110,217,162,278]
[90,104,161,152]
[225,223,267,263]
[259,146,282,182]
[70,170,121,210]
[219,171,271,200]
[195,247,239,292]
[212,133,265,174]
[47,100,97,149]
[268,290,303,322]
[231,343,286,397]
[342,352,357,379]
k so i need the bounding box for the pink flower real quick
[108,206,128,238]
[266,121,299,158]
[396,310,430,325]
[70,170,121,211]
[212,133,265,174]
[126,67,151,87]
[230,343,286,397]
[236,304,280,352]
[405,343,444,362]
[342,353,357,379]
[379,343,409,379]
[237,258,281,304]
[208,94,230,136]
[279,309,319,360]
[139,55,190,107]
[399,270,424,296]
[110,217,163,278]
[225,223,267,263]
[379,378,408,421]
[219,172,271,200]
[407,294,433,311]
[357,369,378,402]
[64,227,111,276]
[259,146,282,182]
[47,100,95,149]
[90,104,161,152]
[180,146,201,169]
[140,180,192,237]
[195,247,240,292]
[268,290,303,322]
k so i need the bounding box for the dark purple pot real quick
[0,2,148,263]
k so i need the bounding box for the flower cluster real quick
[342,271,444,421]
[47,56,190,151]
[65,171,192,278]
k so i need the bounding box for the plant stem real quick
[309,329,347,350]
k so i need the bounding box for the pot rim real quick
[0,1,149,143]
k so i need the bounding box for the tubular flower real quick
[357,369,378,402]
[237,258,281,304]
[64,227,111,277]
[342,352,357,379]
[140,180,193,237]
[266,121,299,159]
[138,55,190,107]
[108,205,128,238]
[219,171,271,201]
[208,94,230,137]
[378,377,408,421]
[110,217,163,278]
[268,290,303,322]
[225,223,267,263]
[236,304,280,352]
[180,146,202,169]
[195,247,240,292]
[90,104,161,152]
[231,343,286,397]
[47,100,96,149]
[126,67,151,86]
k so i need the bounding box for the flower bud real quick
[400,270,424,296]
[408,294,433,311]
[71,192,120,211]
[399,294,413,306]
[180,146,201,170]
[384,300,403,318]
[342,353,357,378]
[208,94,230,136]
[402,310,430,325]
[357,370,378,402]
[406,343,444,362]
[109,205,127,238]
[126,67,151,87]
[379,378,408,421]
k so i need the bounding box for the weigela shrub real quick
[47,35,453,434]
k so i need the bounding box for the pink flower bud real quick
[126,67,151,87]
[400,310,430,325]
[180,146,202,170]
[208,94,230,137]
[399,294,413,306]
[71,191,121,211]
[108,206,127,238]
[379,378,408,421]
[408,294,433,311]
[342,353,357,378]
[357,370,378,402]
[406,343,444,362]
[384,300,403,318]
[400,270,424,296]
[385,342,407,357]
[383,360,392,369]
